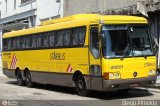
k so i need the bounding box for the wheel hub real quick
[78,80,84,89]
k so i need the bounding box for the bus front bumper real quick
[87,76,157,91]
[102,76,157,91]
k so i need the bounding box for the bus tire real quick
[25,71,33,88]
[16,71,24,86]
[75,74,89,96]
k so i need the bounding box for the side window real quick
[56,31,63,47]
[8,39,12,50]
[20,36,26,49]
[49,32,56,47]
[37,34,42,48]
[3,39,7,50]
[16,37,21,49]
[63,29,71,46]
[72,27,86,46]
[12,38,17,50]
[42,33,49,47]
[25,36,31,49]
[90,27,100,59]
[78,27,86,45]
[31,35,37,48]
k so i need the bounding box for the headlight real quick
[115,73,120,78]
[109,73,114,79]
[104,72,121,80]
[149,70,156,75]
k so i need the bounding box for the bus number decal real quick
[50,52,65,60]
[110,65,123,69]
[144,62,156,67]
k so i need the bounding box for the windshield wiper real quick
[140,48,147,59]
[120,44,130,60]
[132,47,148,59]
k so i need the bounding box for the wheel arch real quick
[23,68,29,77]
[72,70,83,82]
[15,67,20,76]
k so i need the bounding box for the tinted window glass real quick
[12,38,17,50]
[37,34,42,48]
[31,35,37,48]
[63,29,71,46]
[20,37,26,49]
[42,33,49,47]
[56,31,63,47]
[3,26,86,51]
[49,32,56,47]
[25,36,31,48]
[3,39,7,50]
[90,27,99,58]
[16,37,21,49]
[7,39,12,50]
[72,27,86,46]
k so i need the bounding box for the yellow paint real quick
[102,56,156,79]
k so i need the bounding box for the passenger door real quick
[89,26,102,90]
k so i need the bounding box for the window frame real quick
[89,26,100,59]
[21,0,34,5]
[2,26,87,51]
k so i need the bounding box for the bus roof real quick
[3,14,148,38]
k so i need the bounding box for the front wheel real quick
[75,75,89,96]
[25,71,33,88]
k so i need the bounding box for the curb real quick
[147,88,160,93]
[147,84,160,89]
[133,87,160,93]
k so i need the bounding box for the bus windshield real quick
[101,25,154,58]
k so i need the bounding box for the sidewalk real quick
[0,59,6,77]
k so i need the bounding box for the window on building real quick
[5,0,7,13]
[0,11,1,19]
[21,0,32,4]
[56,0,61,3]
[14,0,16,9]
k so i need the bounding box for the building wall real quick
[63,0,147,16]
[63,0,101,16]
[0,0,64,26]
[0,0,64,51]
[36,0,63,25]
[1,0,37,18]
[105,0,146,10]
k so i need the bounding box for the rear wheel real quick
[16,71,24,86]
[25,71,33,88]
[75,74,89,96]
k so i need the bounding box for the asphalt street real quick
[0,68,160,106]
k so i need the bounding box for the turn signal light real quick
[103,73,109,80]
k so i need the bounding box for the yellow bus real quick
[2,14,157,96]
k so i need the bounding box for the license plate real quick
[130,83,139,87]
